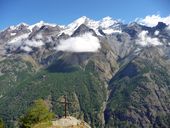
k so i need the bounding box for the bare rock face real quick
[71,24,96,37]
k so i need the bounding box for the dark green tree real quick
[19,99,54,128]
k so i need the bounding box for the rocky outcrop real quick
[51,116,91,128]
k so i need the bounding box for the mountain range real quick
[0,16,170,128]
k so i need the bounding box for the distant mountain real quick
[0,17,170,128]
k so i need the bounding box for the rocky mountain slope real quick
[0,16,170,128]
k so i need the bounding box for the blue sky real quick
[0,0,170,29]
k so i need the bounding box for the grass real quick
[33,121,52,128]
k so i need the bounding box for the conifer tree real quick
[19,99,54,128]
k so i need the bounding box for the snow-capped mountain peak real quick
[28,21,57,31]
[100,16,118,28]
[102,16,112,21]
[60,16,91,35]
[68,16,89,27]
[6,23,28,32]
[3,16,121,37]
[60,16,120,35]
[8,26,16,31]
[6,21,57,33]
[67,16,90,29]
[16,23,29,27]
[29,20,45,29]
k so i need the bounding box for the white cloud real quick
[56,33,101,52]
[136,15,170,27]
[24,40,44,47]
[136,30,162,46]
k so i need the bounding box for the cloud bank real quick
[56,33,101,52]
[24,40,44,47]
[7,33,45,52]
[136,15,170,27]
[136,30,162,46]
[20,40,44,52]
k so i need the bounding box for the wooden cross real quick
[59,95,71,118]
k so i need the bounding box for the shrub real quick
[19,99,54,128]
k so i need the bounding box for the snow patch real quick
[134,48,142,55]
[8,33,29,44]
[20,46,32,52]
[103,29,122,34]
[154,30,159,36]
[137,30,162,46]
[10,33,16,36]
[56,33,100,52]
[35,34,43,40]
[167,25,170,30]
[136,15,170,27]
[100,16,118,28]
[28,21,56,31]
[8,26,16,31]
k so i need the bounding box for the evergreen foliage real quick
[0,118,5,128]
[19,99,54,128]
